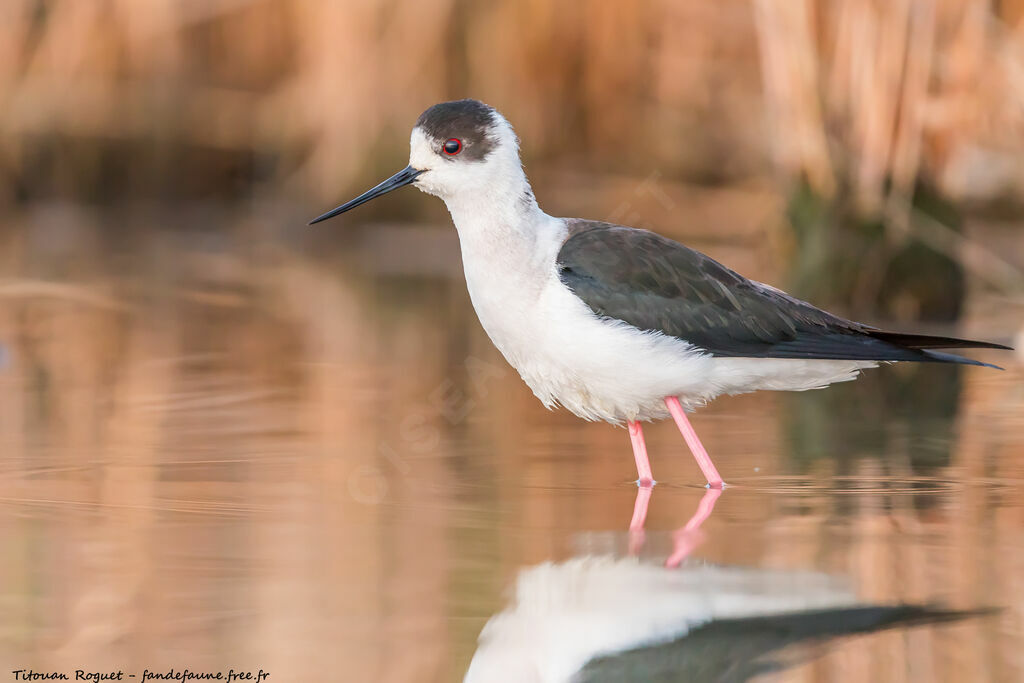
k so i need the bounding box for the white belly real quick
[466,264,875,424]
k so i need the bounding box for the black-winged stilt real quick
[310,99,1011,488]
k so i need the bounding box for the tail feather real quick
[921,349,1004,370]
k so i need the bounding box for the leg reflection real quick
[627,486,723,566]
[666,487,722,568]
[628,484,653,554]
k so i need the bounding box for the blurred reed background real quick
[4,1,1024,204]
[2,1,1024,313]
[1,1,1023,681]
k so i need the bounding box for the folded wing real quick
[557,222,1009,367]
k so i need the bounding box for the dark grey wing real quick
[556,222,1006,365]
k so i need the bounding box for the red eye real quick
[443,138,462,155]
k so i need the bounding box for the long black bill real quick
[308,165,423,225]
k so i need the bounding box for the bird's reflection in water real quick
[465,486,985,683]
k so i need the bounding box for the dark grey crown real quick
[415,99,497,161]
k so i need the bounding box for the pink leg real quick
[629,483,653,531]
[664,396,724,488]
[666,487,722,568]
[628,420,654,486]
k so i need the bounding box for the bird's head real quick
[309,99,525,225]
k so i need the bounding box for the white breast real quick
[456,214,701,422]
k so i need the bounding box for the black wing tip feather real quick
[871,330,1012,370]
[869,330,1014,351]
[749,337,1007,369]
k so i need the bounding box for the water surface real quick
[0,219,1021,682]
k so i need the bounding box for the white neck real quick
[438,166,568,375]
[446,173,540,243]
[442,167,565,285]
